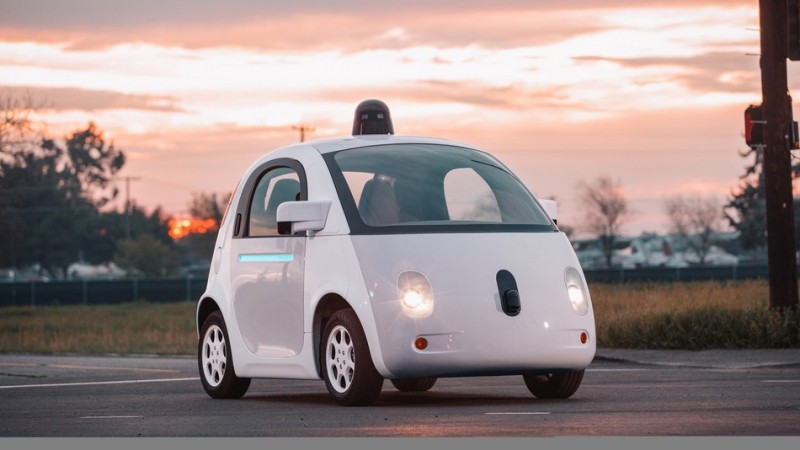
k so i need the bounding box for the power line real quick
[0,205,94,213]
[0,184,60,194]
[137,176,210,192]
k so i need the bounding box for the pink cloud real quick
[0,1,752,51]
[3,85,184,112]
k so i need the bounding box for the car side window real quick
[247,167,301,237]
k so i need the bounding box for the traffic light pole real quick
[759,0,799,309]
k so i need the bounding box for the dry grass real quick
[590,280,800,349]
[0,301,196,355]
[0,281,797,354]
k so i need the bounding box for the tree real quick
[0,90,38,156]
[82,204,176,265]
[577,176,631,268]
[114,234,181,278]
[189,191,229,224]
[725,145,800,259]
[61,122,125,208]
[0,96,127,276]
[0,91,40,266]
[665,195,723,265]
[725,146,768,254]
[176,192,231,263]
[0,127,95,275]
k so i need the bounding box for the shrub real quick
[591,280,800,349]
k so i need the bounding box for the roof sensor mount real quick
[352,99,394,136]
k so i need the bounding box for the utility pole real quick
[121,176,141,240]
[292,124,315,142]
[759,0,799,309]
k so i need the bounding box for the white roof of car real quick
[302,134,475,155]
[242,134,492,178]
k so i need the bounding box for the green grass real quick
[0,280,797,355]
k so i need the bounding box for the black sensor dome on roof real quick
[352,99,394,136]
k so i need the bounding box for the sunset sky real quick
[1,0,796,237]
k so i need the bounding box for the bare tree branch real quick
[665,194,722,265]
[0,89,41,155]
[577,176,631,268]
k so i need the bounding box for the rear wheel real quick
[320,309,384,406]
[198,311,251,399]
[391,378,438,392]
[523,370,584,399]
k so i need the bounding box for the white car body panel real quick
[229,235,305,358]
[352,232,594,378]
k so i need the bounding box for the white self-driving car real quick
[197,100,595,406]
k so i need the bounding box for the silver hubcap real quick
[201,325,226,387]
[325,325,355,393]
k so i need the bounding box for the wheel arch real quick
[196,297,221,339]
[312,293,352,378]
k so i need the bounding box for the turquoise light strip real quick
[238,253,294,263]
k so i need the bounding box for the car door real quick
[228,159,307,358]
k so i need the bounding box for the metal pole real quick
[292,125,315,142]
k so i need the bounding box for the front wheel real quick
[523,370,584,399]
[320,309,384,406]
[198,311,251,399]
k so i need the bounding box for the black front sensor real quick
[496,269,521,317]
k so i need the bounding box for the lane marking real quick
[48,364,180,373]
[763,380,800,383]
[0,361,179,373]
[80,416,144,419]
[485,412,551,415]
[588,368,650,372]
[0,377,199,390]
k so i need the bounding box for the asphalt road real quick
[1,350,799,437]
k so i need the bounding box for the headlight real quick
[398,271,434,318]
[564,267,590,316]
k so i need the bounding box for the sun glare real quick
[168,218,217,240]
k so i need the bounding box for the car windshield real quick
[327,143,555,233]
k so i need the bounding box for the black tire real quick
[320,309,384,406]
[391,377,438,392]
[198,311,251,399]
[523,370,584,399]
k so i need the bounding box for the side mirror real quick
[276,200,331,235]
[540,199,558,225]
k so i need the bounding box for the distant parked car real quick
[196,100,596,405]
[0,264,52,283]
[0,269,13,283]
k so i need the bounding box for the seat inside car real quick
[358,178,400,226]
